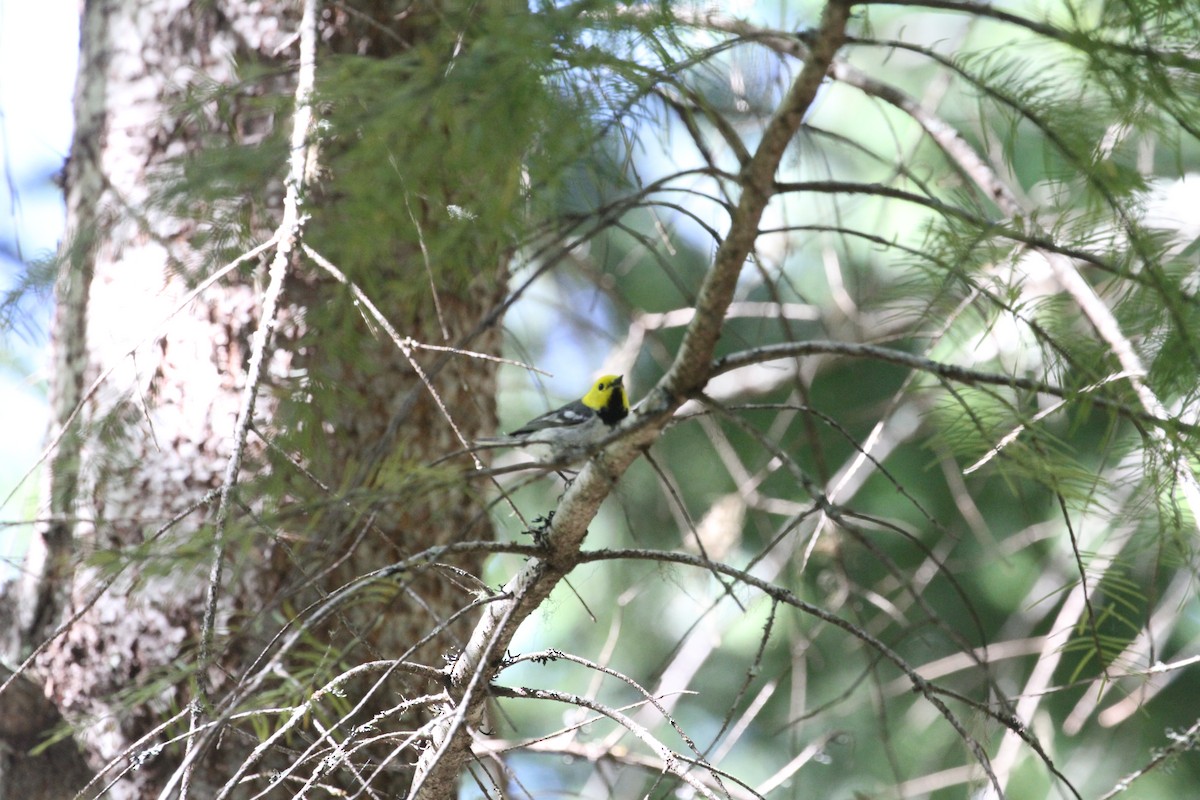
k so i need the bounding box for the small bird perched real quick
[477,374,630,462]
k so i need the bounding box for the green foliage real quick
[153,65,294,272]
[478,3,1200,798]
[0,250,58,346]
[310,5,597,299]
[19,1,1200,798]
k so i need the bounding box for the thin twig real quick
[177,1,319,796]
[406,6,854,797]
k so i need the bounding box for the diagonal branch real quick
[406,4,853,799]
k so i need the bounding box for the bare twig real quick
[176,2,320,797]
[406,5,854,798]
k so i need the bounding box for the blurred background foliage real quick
[4,0,1200,797]
[473,1,1200,798]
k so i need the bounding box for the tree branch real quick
[406,4,854,798]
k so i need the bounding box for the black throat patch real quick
[597,385,628,427]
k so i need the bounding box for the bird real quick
[476,374,630,462]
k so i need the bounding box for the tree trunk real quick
[1,1,506,797]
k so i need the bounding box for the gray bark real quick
[1,2,505,797]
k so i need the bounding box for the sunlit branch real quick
[711,339,1200,441]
